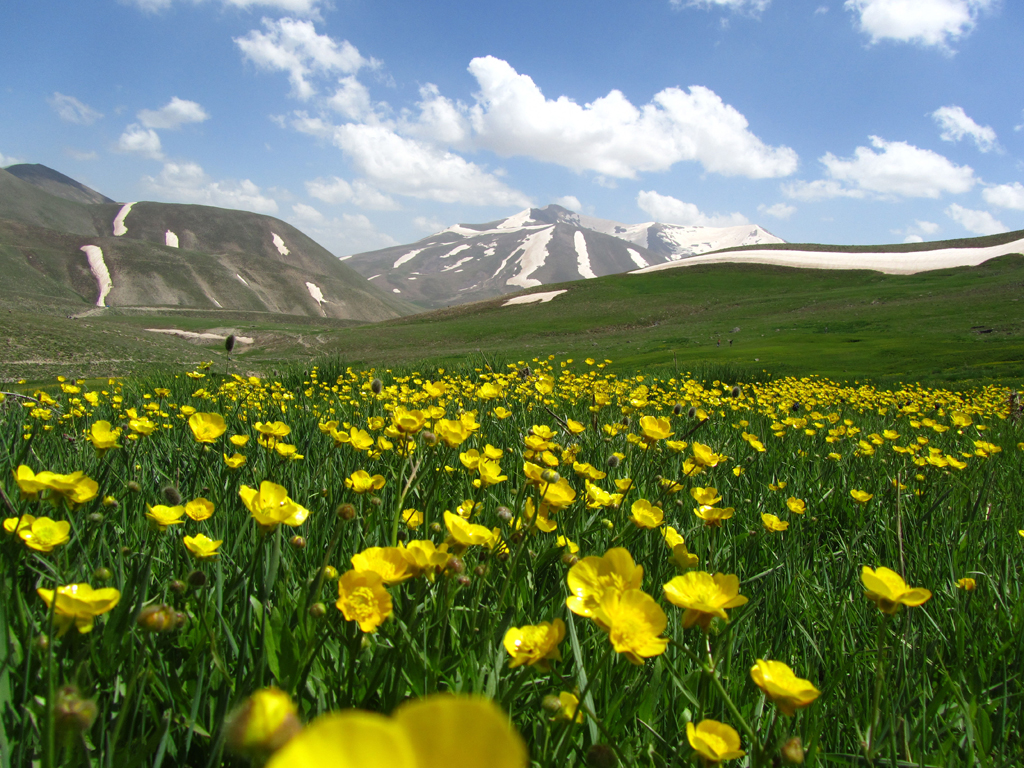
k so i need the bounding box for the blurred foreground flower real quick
[266,695,526,768]
[225,687,302,758]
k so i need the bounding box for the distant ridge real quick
[5,163,115,205]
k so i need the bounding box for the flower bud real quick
[224,687,302,757]
[93,566,113,582]
[541,695,562,713]
[601,518,614,530]
[456,575,471,587]
[137,604,184,632]
[322,565,339,581]
[672,403,683,415]
[54,685,97,735]
[289,535,306,550]
[687,407,697,418]
[496,506,512,522]
[320,488,328,498]
[781,737,805,764]
[225,334,236,353]
[187,570,208,588]
[102,496,119,508]
[620,416,629,426]
[308,602,327,618]
[496,549,510,562]
[34,634,50,653]
[370,378,383,394]
[369,496,382,507]
[473,565,487,577]
[731,385,742,398]
[586,744,617,768]
[561,553,578,566]
[541,469,560,484]
[396,529,408,542]
[336,503,357,521]
[88,512,104,524]
[420,430,438,447]
[169,579,187,595]
[447,557,465,574]
[161,485,182,506]
[429,522,443,534]
[606,454,620,468]
[120,546,132,555]
[127,481,142,494]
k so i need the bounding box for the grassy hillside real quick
[0,168,100,236]
[711,228,1024,255]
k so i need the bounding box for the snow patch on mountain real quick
[506,226,555,289]
[146,328,254,344]
[443,255,475,272]
[80,245,112,307]
[503,289,567,306]
[236,274,250,287]
[440,244,472,259]
[272,233,289,256]
[627,248,649,269]
[165,230,179,248]
[574,231,596,279]
[394,248,424,269]
[112,203,135,236]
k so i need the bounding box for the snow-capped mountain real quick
[344,205,783,308]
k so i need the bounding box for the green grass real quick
[0,360,1021,766]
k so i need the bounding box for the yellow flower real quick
[28,470,98,508]
[225,686,301,757]
[503,618,565,670]
[401,540,451,580]
[551,691,586,723]
[401,508,423,529]
[540,478,576,510]
[850,489,873,504]
[146,504,186,530]
[639,415,673,442]
[663,571,749,631]
[630,499,664,528]
[956,577,976,591]
[19,517,71,552]
[475,459,508,488]
[222,450,247,469]
[230,434,250,447]
[184,533,223,560]
[556,535,579,553]
[690,442,727,467]
[686,719,745,762]
[345,470,386,494]
[13,466,48,500]
[444,511,499,548]
[492,406,512,419]
[392,407,427,435]
[861,566,932,614]
[435,418,472,448]
[566,419,586,434]
[266,695,527,768]
[593,588,669,665]
[89,421,121,454]
[749,659,821,716]
[690,486,722,506]
[255,421,291,439]
[240,481,311,530]
[37,583,121,636]
[761,513,789,532]
[129,416,158,436]
[185,497,215,521]
[786,497,806,514]
[565,548,644,622]
[694,504,735,527]
[3,514,33,535]
[336,569,392,633]
[188,412,227,443]
[351,547,413,585]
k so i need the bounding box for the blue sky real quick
[2,0,1022,256]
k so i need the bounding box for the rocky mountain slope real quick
[0,165,411,322]
[344,205,783,309]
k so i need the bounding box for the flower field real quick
[1,357,1022,767]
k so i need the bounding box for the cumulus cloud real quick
[845,0,995,50]
[932,105,997,152]
[49,92,103,125]
[554,195,582,211]
[785,136,975,200]
[670,0,771,13]
[332,123,531,206]
[138,97,210,129]
[123,0,324,15]
[466,56,797,180]
[757,202,796,219]
[400,84,471,147]
[894,219,940,242]
[290,201,325,223]
[327,76,374,121]
[117,124,164,160]
[1,150,24,167]
[637,190,749,227]
[143,161,278,213]
[305,176,399,210]
[235,17,373,100]
[982,182,1024,210]
[945,203,1007,234]
[413,215,445,233]
[297,212,398,256]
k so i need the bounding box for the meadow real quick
[0,356,1021,767]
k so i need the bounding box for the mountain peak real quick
[4,163,116,205]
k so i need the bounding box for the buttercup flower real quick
[345,470,386,494]
[694,504,735,527]
[146,504,186,530]
[762,513,789,532]
[686,719,745,763]
[957,577,976,591]
[503,618,565,670]
[89,421,121,454]
[240,481,310,530]
[185,497,215,521]
[630,499,663,528]
[224,452,247,469]
[225,687,301,757]
[444,511,499,549]
[565,548,644,621]
[594,589,669,665]
[663,571,748,631]
[189,412,227,444]
[639,415,673,442]
[786,497,806,514]
[351,547,414,585]
[37,583,121,635]
[336,569,392,633]
[850,489,873,504]
[551,691,586,723]
[401,540,451,580]
[690,487,722,507]
[861,566,932,614]
[19,516,71,552]
[749,659,821,716]
[184,533,223,560]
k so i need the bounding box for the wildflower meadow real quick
[0,357,1021,767]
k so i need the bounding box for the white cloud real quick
[123,0,324,16]
[758,202,796,219]
[298,212,398,256]
[138,97,210,129]
[818,135,975,198]
[117,124,164,160]
[845,0,995,50]
[143,161,278,214]
[637,190,749,227]
[932,105,997,152]
[466,56,797,180]
[290,202,324,223]
[982,182,1024,210]
[332,123,531,206]
[305,176,400,210]
[1,150,24,167]
[670,0,770,13]
[781,179,866,201]
[894,219,940,241]
[400,84,471,147]
[235,17,373,100]
[814,5,830,13]
[49,92,103,125]
[65,148,99,161]
[413,215,445,233]
[945,204,1007,235]
[327,76,374,121]
[554,195,582,211]
[903,235,924,243]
